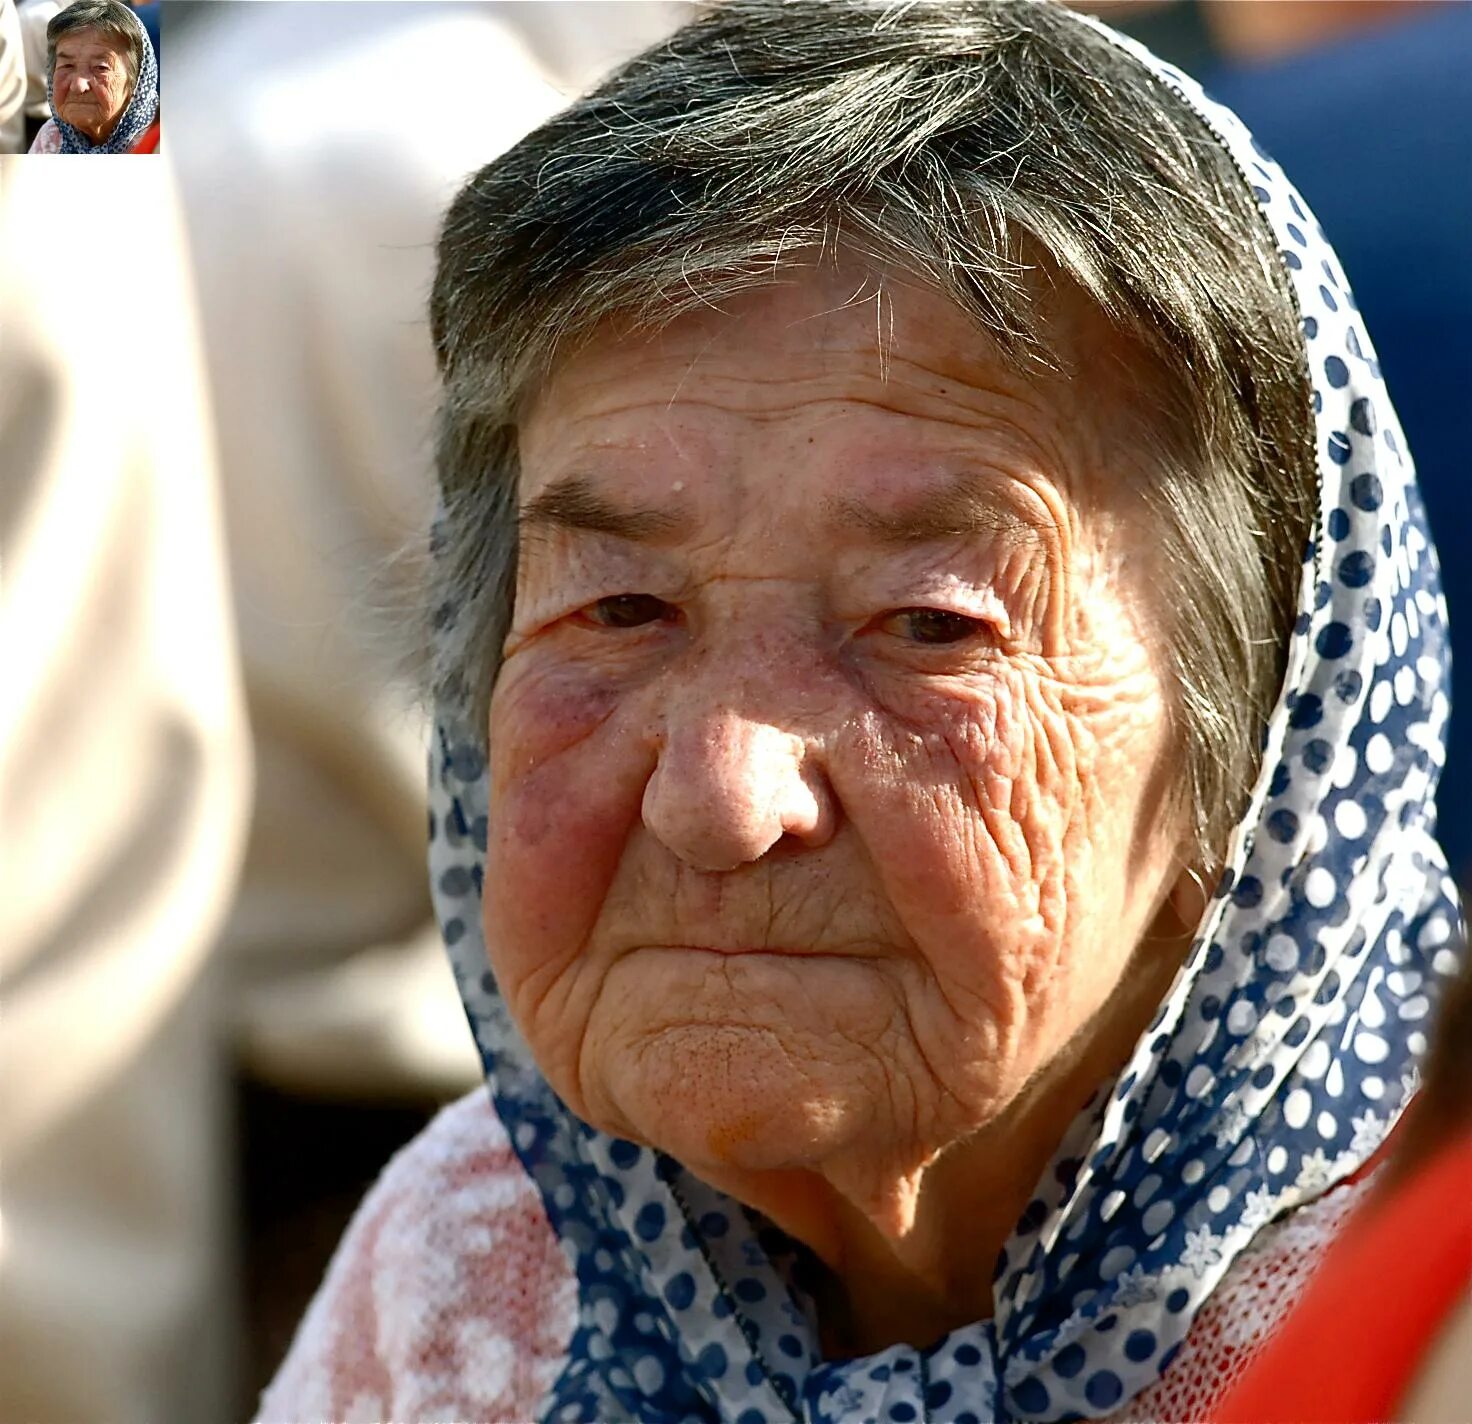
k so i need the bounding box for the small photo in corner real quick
[2,0,159,154]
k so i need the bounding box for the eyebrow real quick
[826,472,1052,547]
[518,475,689,543]
[516,470,1051,549]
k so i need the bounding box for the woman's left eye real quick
[578,593,679,629]
[881,608,989,645]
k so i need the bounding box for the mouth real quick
[694,945,807,956]
[638,942,863,959]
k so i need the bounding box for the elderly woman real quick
[259,2,1463,1420]
[28,0,157,154]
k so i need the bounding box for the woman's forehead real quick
[56,31,127,59]
[539,264,1120,391]
[517,267,1154,513]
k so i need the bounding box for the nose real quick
[72,76,90,93]
[641,713,837,872]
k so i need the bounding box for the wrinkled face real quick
[53,31,133,142]
[485,268,1191,1203]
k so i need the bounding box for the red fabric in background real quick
[130,118,160,154]
[1209,1128,1472,1423]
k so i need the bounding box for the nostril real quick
[771,749,840,848]
[765,827,821,860]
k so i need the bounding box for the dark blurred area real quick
[235,1084,439,1404]
[1,4,1467,1422]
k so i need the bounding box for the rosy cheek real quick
[490,658,624,787]
[484,660,652,989]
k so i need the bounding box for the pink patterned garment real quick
[257,1092,578,1424]
[27,120,61,153]
[255,1091,1376,1424]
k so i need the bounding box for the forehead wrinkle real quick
[541,392,1065,444]
[535,329,1053,439]
[56,37,121,57]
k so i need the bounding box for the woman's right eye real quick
[578,594,678,629]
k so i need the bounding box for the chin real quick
[594,1021,864,1176]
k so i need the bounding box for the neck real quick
[829,1016,1150,1354]
[72,118,117,144]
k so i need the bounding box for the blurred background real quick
[1,2,1466,1421]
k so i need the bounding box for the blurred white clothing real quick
[17,0,60,123]
[0,161,251,1424]
[0,0,25,152]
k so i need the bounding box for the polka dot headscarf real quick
[426,9,1465,1421]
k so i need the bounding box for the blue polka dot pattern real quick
[424,12,1463,1424]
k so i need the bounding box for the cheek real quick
[839,661,1163,1016]
[483,659,651,1008]
[838,672,1041,916]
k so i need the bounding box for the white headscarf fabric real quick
[425,12,1464,1421]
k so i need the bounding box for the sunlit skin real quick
[52,32,133,143]
[483,265,1204,1353]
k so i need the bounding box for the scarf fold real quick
[47,6,158,155]
[426,12,1464,1422]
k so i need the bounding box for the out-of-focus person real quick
[0,0,26,152]
[28,0,157,154]
[1201,0,1446,61]
[16,0,62,143]
[0,160,250,1424]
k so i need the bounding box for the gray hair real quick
[47,0,143,90]
[428,0,1316,868]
